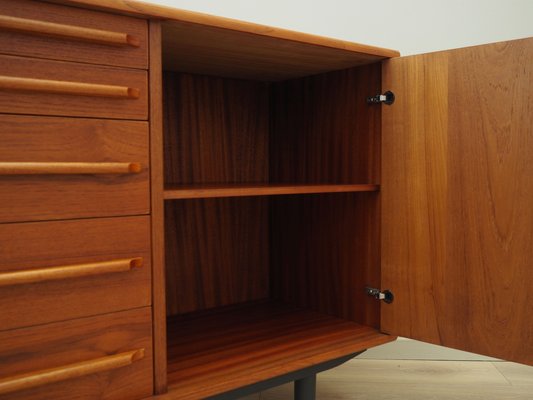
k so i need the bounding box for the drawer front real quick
[0,308,153,400]
[0,0,148,69]
[0,55,147,119]
[0,115,149,223]
[0,216,151,331]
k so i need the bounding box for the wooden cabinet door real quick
[381,37,532,365]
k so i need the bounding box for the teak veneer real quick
[0,1,531,399]
[163,183,379,200]
[164,301,394,400]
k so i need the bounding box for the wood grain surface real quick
[0,75,140,98]
[271,193,381,328]
[0,161,141,175]
[163,71,269,186]
[0,115,149,223]
[162,21,394,81]
[164,183,379,199]
[268,63,382,328]
[165,198,269,315]
[0,257,142,287]
[0,349,145,396]
[164,301,394,399]
[381,38,533,365]
[270,63,382,184]
[0,216,151,331]
[0,307,153,400]
[0,54,147,119]
[0,0,148,69]
[149,20,168,394]
[43,0,398,74]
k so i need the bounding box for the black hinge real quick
[365,287,394,303]
[366,90,395,105]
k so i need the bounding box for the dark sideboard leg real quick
[294,374,316,400]
[205,351,365,399]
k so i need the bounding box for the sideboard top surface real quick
[43,0,400,80]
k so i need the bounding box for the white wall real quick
[144,0,533,55]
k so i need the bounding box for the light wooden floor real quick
[237,341,533,399]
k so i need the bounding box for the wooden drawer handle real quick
[0,15,140,47]
[0,258,143,287]
[0,349,145,395]
[0,162,142,175]
[0,76,140,99]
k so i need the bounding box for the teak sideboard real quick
[0,0,531,399]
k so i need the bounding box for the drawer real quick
[0,0,148,69]
[0,54,147,119]
[0,307,153,400]
[0,216,151,331]
[0,115,149,223]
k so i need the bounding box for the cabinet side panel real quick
[270,63,381,184]
[271,193,381,328]
[269,63,382,327]
[149,20,167,393]
[381,38,533,365]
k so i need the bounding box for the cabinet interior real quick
[162,56,391,396]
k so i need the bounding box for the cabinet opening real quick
[162,62,382,199]
[162,63,392,397]
[164,194,392,398]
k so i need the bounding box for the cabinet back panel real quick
[165,197,269,315]
[270,63,381,184]
[163,72,269,185]
[270,193,381,328]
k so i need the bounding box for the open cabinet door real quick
[381,38,532,365]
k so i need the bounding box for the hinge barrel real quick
[366,90,395,105]
[365,287,394,303]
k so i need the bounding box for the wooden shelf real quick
[166,301,394,399]
[164,183,379,200]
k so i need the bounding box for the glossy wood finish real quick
[0,257,142,287]
[56,0,398,59]
[47,0,397,79]
[0,15,140,47]
[0,308,153,400]
[381,38,533,365]
[0,0,148,69]
[0,75,140,98]
[0,115,148,223]
[164,183,379,200]
[163,72,269,186]
[268,63,382,328]
[0,55,147,119]
[0,161,141,175]
[271,193,381,328]
[164,301,394,399]
[0,349,145,396]
[0,216,151,331]
[161,21,396,81]
[270,63,382,184]
[149,20,168,394]
[165,198,269,315]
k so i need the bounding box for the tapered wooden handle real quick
[0,349,145,395]
[0,162,142,175]
[0,15,140,47]
[0,258,143,287]
[0,76,140,98]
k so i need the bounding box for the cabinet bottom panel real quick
[164,300,394,399]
